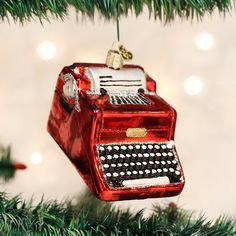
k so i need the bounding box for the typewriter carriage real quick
[47,63,184,201]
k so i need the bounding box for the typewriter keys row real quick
[99,143,173,153]
[109,94,150,105]
[97,142,183,188]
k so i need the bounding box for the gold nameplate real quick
[126,128,147,138]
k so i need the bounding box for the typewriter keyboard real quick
[97,142,183,188]
[109,94,150,105]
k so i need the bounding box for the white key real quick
[167,161,172,165]
[111,164,116,167]
[128,145,133,150]
[132,170,138,175]
[175,170,181,176]
[124,163,129,167]
[100,156,105,161]
[152,169,157,174]
[142,161,147,165]
[148,144,153,149]
[155,161,160,165]
[136,162,141,166]
[161,144,166,149]
[132,153,137,157]
[149,161,154,165]
[107,146,112,151]
[167,143,173,149]
[138,153,143,157]
[126,154,131,158]
[162,152,167,157]
[114,145,119,150]
[135,145,140,149]
[127,171,132,175]
[163,168,168,173]
[145,169,151,174]
[154,145,160,149]
[103,164,109,169]
[130,162,135,166]
[161,161,166,165]
[107,155,112,160]
[120,172,125,176]
[169,168,174,173]
[113,154,119,159]
[157,169,162,173]
[142,145,147,150]
[120,154,125,158]
[123,176,170,187]
[106,173,111,177]
[172,160,177,164]
[150,153,155,157]
[139,170,144,175]
[113,172,119,177]
[99,146,105,151]
[117,163,122,167]
[156,153,161,157]
[143,153,149,158]
[121,145,127,150]
[168,152,173,157]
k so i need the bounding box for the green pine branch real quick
[0,145,26,183]
[0,0,234,23]
[0,190,235,235]
[0,146,16,182]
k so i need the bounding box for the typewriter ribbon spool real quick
[48,47,185,201]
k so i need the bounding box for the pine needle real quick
[0,146,15,182]
[0,0,234,23]
[0,191,235,235]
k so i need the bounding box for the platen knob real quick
[63,79,75,98]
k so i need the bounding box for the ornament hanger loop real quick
[116,16,120,42]
[105,16,133,69]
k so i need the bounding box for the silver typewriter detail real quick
[61,73,81,112]
[85,67,151,105]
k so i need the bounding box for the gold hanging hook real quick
[105,16,133,69]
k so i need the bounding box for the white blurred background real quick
[0,10,236,219]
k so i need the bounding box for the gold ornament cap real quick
[105,42,133,70]
[106,49,123,70]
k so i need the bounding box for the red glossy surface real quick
[12,163,27,170]
[47,63,185,201]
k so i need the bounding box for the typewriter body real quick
[48,63,185,201]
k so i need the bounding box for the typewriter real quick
[47,63,185,201]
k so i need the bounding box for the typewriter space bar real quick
[123,177,170,188]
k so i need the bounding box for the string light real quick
[184,75,203,95]
[195,32,214,51]
[30,152,43,164]
[37,40,56,60]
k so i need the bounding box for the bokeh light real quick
[30,152,43,164]
[37,41,56,60]
[195,32,214,51]
[184,75,203,95]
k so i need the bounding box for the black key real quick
[116,96,122,104]
[120,96,127,104]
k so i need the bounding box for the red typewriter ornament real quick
[48,61,185,201]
